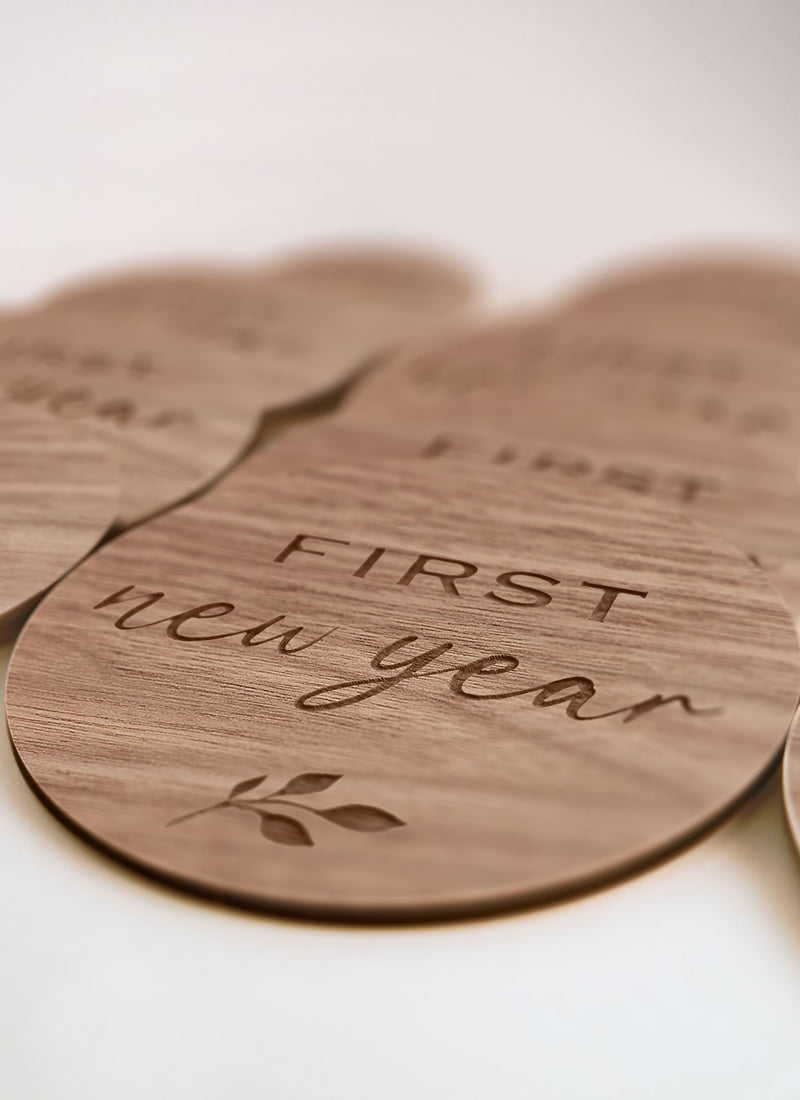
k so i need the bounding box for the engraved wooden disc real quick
[0,401,117,640]
[0,311,271,529]
[43,247,479,393]
[6,461,799,920]
[12,251,476,528]
[556,252,800,355]
[326,319,800,621]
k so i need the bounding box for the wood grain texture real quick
[6,460,799,920]
[312,317,800,622]
[342,315,800,469]
[0,311,270,529]
[0,401,117,640]
[42,246,480,393]
[554,251,800,355]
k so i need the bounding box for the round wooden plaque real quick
[0,310,271,529]
[260,415,800,624]
[7,461,799,920]
[43,247,479,394]
[329,318,800,621]
[343,316,800,466]
[0,401,117,640]
[556,252,800,355]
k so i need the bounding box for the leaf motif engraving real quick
[319,804,406,832]
[169,769,405,847]
[229,774,268,798]
[258,812,313,847]
[274,772,342,796]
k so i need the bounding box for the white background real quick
[2,2,800,1097]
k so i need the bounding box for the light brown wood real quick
[0,401,117,640]
[6,460,798,920]
[313,318,800,622]
[555,251,800,355]
[12,250,477,528]
[342,315,800,468]
[42,247,480,395]
[0,311,271,529]
[266,244,479,325]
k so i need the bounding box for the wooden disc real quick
[0,311,271,529]
[280,318,800,622]
[556,252,800,355]
[11,250,477,529]
[266,244,479,321]
[43,247,479,393]
[260,414,800,624]
[342,316,800,467]
[6,461,799,920]
[0,401,117,639]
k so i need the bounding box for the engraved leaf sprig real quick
[166,772,406,846]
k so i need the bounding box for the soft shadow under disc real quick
[6,461,798,920]
[0,402,117,640]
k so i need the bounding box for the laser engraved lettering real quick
[422,437,722,507]
[93,588,719,725]
[295,635,719,722]
[94,585,336,652]
[273,533,649,623]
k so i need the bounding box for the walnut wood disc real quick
[556,252,800,355]
[6,461,799,920]
[0,311,271,529]
[261,416,800,624]
[11,250,476,529]
[42,247,479,394]
[0,401,117,640]
[342,316,800,467]
[325,318,800,621]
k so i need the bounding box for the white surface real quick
[3,3,800,1097]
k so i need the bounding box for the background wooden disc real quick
[6,461,799,920]
[0,311,271,529]
[321,318,800,620]
[342,316,800,469]
[42,246,480,395]
[259,416,800,623]
[0,401,117,640]
[10,249,478,528]
[555,252,800,355]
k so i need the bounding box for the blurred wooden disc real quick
[43,246,480,394]
[555,252,800,355]
[259,414,800,624]
[342,316,800,469]
[6,461,798,920]
[0,401,117,639]
[272,318,800,621]
[0,311,271,529]
[11,248,477,529]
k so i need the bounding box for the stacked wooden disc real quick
[6,243,800,921]
[1,247,478,529]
